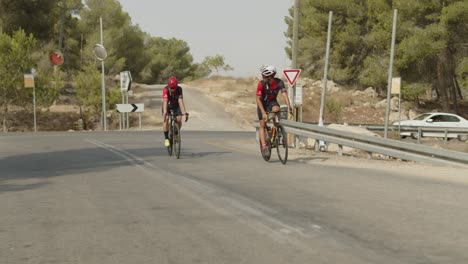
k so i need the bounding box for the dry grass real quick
[186,76,260,128]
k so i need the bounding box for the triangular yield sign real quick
[283,69,301,85]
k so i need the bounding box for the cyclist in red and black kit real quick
[162,77,189,147]
[257,65,293,156]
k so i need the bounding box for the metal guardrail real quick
[362,125,468,134]
[306,122,468,134]
[280,120,468,168]
[306,122,468,144]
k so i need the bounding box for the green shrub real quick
[402,82,428,104]
[326,99,343,122]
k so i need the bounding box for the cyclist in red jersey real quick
[162,77,189,147]
[256,66,293,156]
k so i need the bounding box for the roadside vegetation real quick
[0,0,233,131]
[285,0,468,112]
[1,0,467,132]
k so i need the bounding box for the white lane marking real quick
[85,138,319,247]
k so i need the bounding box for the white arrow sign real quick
[116,103,144,113]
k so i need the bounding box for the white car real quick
[393,112,468,142]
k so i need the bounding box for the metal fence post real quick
[338,144,343,157]
[139,113,142,130]
[33,83,37,132]
[126,93,129,129]
[417,127,422,144]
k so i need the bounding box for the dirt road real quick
[132,84,247,131]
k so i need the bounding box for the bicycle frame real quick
[265,111,284,140]
[260,110,290,164]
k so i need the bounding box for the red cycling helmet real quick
[168,77,178,89]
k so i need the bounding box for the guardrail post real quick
[417,127,422,144]
[315,140,320,152]
[338,144,343,157]
[367,152,372,160]
[444,129,448,144]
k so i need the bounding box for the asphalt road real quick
[1,131,468,264]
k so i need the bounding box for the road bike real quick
[165,110,189,159]
[260,110,290,164]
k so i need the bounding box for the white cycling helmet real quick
[261,65,276,77]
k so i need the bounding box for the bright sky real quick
[118,0,294,77]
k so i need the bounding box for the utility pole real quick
[100,17,107,131]
[291,0,300,147]
[58,0,66,51]
[292,0,299,70]
[384,9,398,139]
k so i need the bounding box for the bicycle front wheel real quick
[167,128,173,156]
[260,140,272,162]
[276,125,288,164]
[173,123,181,159]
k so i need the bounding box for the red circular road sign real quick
[49,50,64,66]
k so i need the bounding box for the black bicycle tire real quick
[276,125,288,164]
[173,123,181,159]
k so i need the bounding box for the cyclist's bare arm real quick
[178,98,188,115]
[163,99,168,116]
[281,91,292,110]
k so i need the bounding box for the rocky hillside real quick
[188,76,468,127]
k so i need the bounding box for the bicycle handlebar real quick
[264,110,294,122]
[164,112,189,123]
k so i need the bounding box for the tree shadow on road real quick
[0,145,233,194]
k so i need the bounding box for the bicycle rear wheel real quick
[173,123,181,159]
[276,125,288,164]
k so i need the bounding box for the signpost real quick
[295,84,303,106]
[120,71,132,129]
[120,71,132,92]
[317,11,333,152]
[116,103,144,130]
[24,73,36,132]
[116,103,144,113]
[94,16,108,131]
[283,69,302,148]
[283,69,301,87]
[392,77,402,136]
[384,9,398,139]
[49,50,64,66]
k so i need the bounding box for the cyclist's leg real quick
[175,106,183,129]
[258,106,267,146]
[270,100,280,115]
[163,106,171,146]
[162,106,170,133]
